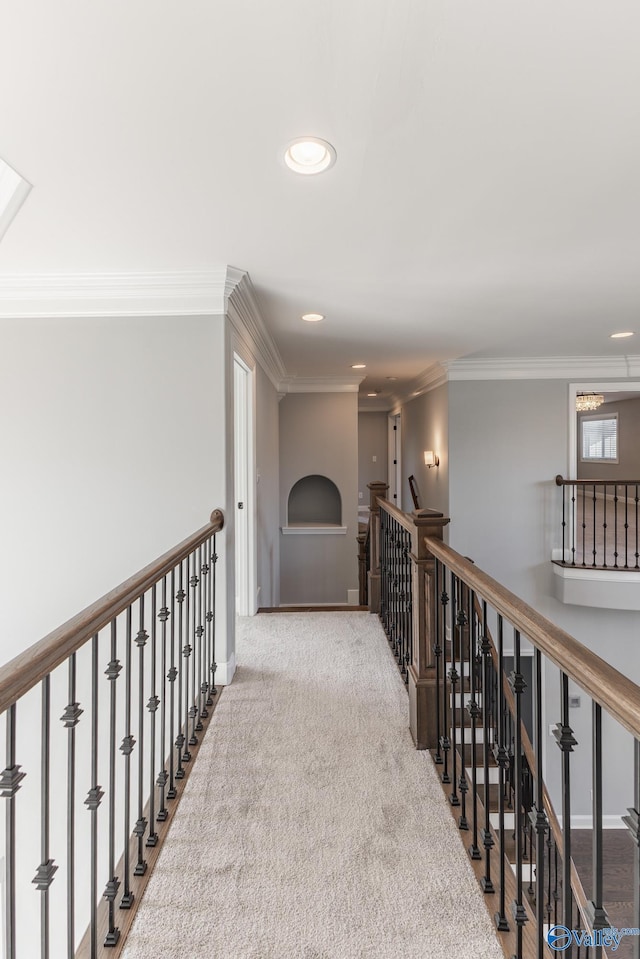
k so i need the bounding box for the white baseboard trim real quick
[556,814,626,830]
[216,652,236,685]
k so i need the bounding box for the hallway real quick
[121,612,503,959]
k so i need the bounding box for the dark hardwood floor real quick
[571,829,637,959]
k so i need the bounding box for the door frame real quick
[233,351,257,615]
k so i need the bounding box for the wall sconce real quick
[424,450,439,468]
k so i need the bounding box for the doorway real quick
[233,353,257,615]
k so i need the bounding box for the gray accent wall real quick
[255,363,280,608]
[401,384,449,518]
[279,392,358,604]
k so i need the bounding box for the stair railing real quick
[369,487,449,749]
[555,475,640,570]
[429,537,640,959]
[0,509,224,959]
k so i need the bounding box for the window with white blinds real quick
[580,413,618,462]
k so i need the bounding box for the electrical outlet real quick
[359,491,363,499]
[372,455,377,462]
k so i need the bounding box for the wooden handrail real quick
[556,474,640,487]
[379,497,444,534]
[425,535,640,740]
[0,509,224,715]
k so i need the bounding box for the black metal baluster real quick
[635,485,639,569]
[195,545,205,727]
[205,537,214,708]
[175,561,186,778]
[585,702,609,947]
[200,546,210,718]
[103,620,121,945]
[581,483,586,566]
[603,486,608,568]
[570,484,576,565]
[614,486,619,568]
[592,485,597,567]
[168,568,178,799]
[189,556,199,748]
[530,648,548,959]
[457,581,469,830]
[480,599,494,894]
[509,628,527,957]
[433,559,443,765]
[157,577,169,822]
[147,585,159,848]
[33,674,57,959]
[62,655,82,957]
[449,574,460,808]
[120,606,135,909]
[624,485,629,569]
[211,535,218,697]
[467,589,481,859]
[493,614,509,932]
[183,551,193,763]
[379,512,384,629]
[440,571,451,784]
[134,598,148,876]
[86,634,104,959]
[561,483,567,562]
[554,672,577,953]
[404,529,412,681]
[1,704,25,959]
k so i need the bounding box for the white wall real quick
[358,411,388,503]
[0,313,233,664]
[400,384,449,518]
[448,377,640,818]
[255,364,280,608]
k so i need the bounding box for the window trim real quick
[579,411,619,464]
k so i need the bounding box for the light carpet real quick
[122,612,504,959]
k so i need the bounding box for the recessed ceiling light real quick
[284,137,336,175]
[610,331,634,338]
[351,364,366,369]
[367,392,378,397]
[386,376,397,381]
[301,313,324,322]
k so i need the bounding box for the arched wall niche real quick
[287,474,342,526]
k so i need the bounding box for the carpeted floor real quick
[121,612,503,959]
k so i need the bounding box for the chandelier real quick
[576,392,604,412]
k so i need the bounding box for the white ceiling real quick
[1,1,639,400]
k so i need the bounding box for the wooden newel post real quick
[408,509,450,749]
[367,481,389,614]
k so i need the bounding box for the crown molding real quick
[225,270,287,390]
[387,363,448,409]
[0,269,233,317]
[279,375,364,394]
[445,355,640,380]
